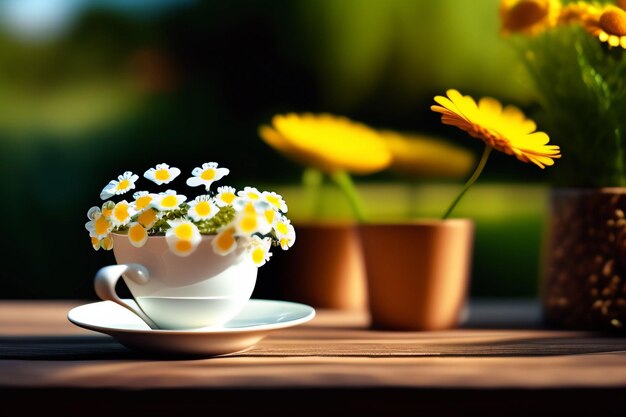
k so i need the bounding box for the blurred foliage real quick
[513,23,626,186]
[0,0,552,298]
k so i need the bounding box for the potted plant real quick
[85,162,295,328]
[499,0,626,330]
[258,113,476,320]
[359,89,560,330]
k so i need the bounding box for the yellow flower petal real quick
[259,113,392,175]
[381,131,475,179]
[431,89,560,169]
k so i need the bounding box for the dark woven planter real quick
[542,188,626,331]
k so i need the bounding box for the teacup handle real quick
[94,264,158,329]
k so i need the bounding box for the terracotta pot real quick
[542,188,626,331]
[278,222,367,310]
[359,219,474,330]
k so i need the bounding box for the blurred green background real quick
[0,0,553,300]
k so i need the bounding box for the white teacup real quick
[94,233,257,330]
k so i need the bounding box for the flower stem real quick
[302,168,324,220]
[330,171,366,223]
[442,145,492,220]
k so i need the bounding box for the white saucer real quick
[68,299,315,357]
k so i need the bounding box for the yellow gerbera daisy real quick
[259,113,392,175]
[431,89,561,169]
[582,5,626,49]
[500,0,561,36]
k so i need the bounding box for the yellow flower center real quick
[95,216,111,235]
[129,224,146,243]
[252,247,264,265]
[101,236,113,250]
[600,8,626,36]
[239,215,258,233]
[138,208,158,228]
[161,195,178,208]
[276,222,288,235]
[247,192,259,200]
[264,209,275,224]
[216,229,235,251]
[102,207,113,218]
[176,240,193,253]
[195,201,213,217]
[113,203,129,222]
[265,195,280,208]
[507,0,548,31]
[155,169,170,181]
[220,192,235,205]
[201,169,215,180]
[116,179,130,191]
[91,236,99,246]
[135,195,152,211]
[174,224,194,240]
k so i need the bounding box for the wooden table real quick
[2,299,626,416]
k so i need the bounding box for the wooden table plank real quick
[2,300,626,417]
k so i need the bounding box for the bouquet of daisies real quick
[85,162,295,266]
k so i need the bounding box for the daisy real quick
[212,227,238,255]
[273,215,294,240]
[110,200,136,227]
[186,162,229,190]
[132,191,154,212]
[143,163,181,185]
[278,230,296,250]
[249,236,273,267]
[101,201,114,218]
[232,211,265,236]
[262,191,288,213]
[85,206,112,239]
[215,186,237,207]
[272,214,296,250]
[187,195,218,222]
[431,89,561,168]
[237,186,262,201]
[90,233,113,251]
[127,222,148,248]
[582,6,626,49]
[232,196,271,214]
[500,0,561,36]
[165,219,201,257]
[100,171,139,200]
[137,208,159,229]
[151,190,186,211]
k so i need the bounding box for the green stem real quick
[330,171,366,223]
[302,168,324,220]
[442,145,493,220]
